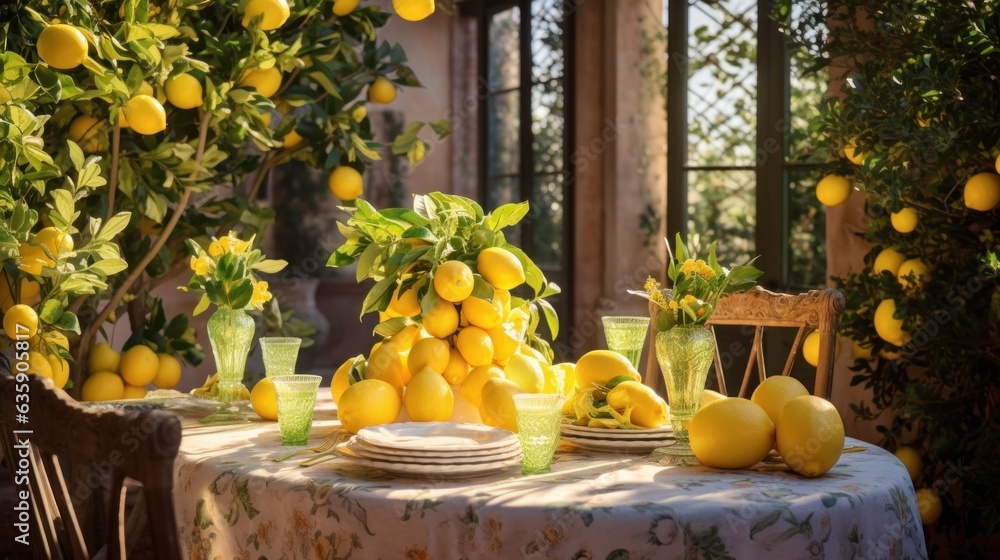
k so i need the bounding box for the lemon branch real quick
[274,67,300,98]
[76,111,213,380]
[105,121,121,223]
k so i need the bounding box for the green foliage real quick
[777,0,1000,549]
[329,193,561,360]
[0,0,442,378]
[184,232,286,313]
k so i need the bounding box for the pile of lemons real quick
[317,247,571,434]
[688,376,845,476]
[81,342,182,401]
[3,304,71,390]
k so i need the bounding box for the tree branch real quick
[75,111,214,380]
[105,122,121,223]
[274,67,301,98]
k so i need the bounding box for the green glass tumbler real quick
[602,316,651,369]
[513,394,564,474]
[273,374,322,446]
[260,337,301,377]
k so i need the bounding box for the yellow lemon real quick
[282,128,304,149]
[750,375,809,427]
[479,378,524,433]
[519,343,549,364]
[462,295,504,329]
[69,115,103,152]
[456,326,495,367]
[18,243,55,276]
[874,299,907,346]
[35,227,74,256]
[815,174,853,207]
[963,172,1000,211]
[119,345,159,386]
[407,337,451,375]
[365,342,411,394]
[915,488,942,525]
[689,398,775,469]
[487,312,526,364]
[331,356,360,405]
[338,379,402,434]
[47,354,70,389]
[460,364,504,407]
[389,324,423,352]
[250,377,278,420]
[702,388,727,405]
[239,66,283,98]
[995,153,1000,175]
[851,339,874,361]
[477,247,525,290]
[404,367,454,422]
[606,380,668,428]
[502,354,544,393]
[328,166,364,201]
[153,353,182,389]
[37,24,88,70]
[493,287,512,316]
[574,349,641,389]
[24,351,53,379]
[242,0,291,30]
[553,362,576,394]
[333,0,360,16]
[776,395,845,477]
[890,207,918,233]
[122,384,148,399]
[4,304,38,339]
[894,446,923,482]
[434,261,474,303]
[801,331,821,367]
[368,77,397,104]
[422,299,459,339]
[81,371,125,402]
[442,347,470,385]
[843,140,866,165]
[540,362,563,394]
[873,247,908,276]
[89,342,121,374]
[165,73,204,109]
[897,258,930,290]
[388,281,422,317]
[124,95,166,135]
[393,0,436,21]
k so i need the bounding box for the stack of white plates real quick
[335,422,522,478]
[560,423,675,454]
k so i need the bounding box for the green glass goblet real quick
[513,394,564,474]
[273,374,322,446]
[260,337,301,378]
[602,316,651,369]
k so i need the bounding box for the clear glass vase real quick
[651,324,716,466]
[200,307,255,424]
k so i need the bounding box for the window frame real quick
[666,0,824,290]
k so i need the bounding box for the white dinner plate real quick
[342,440,522,465]
[560,424,673,440]
[349,437,521,460]
[334,444,522,478]
[562,435,674,454]
[356,422,518,452]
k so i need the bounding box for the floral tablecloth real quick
[173,394,927,560]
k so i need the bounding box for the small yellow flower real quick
[682,294,697,304]
[232,239,249,254]
[644,276,668,309]
[251,281,272,305]
[668,301,679,309]
[208,241,224,256]
[189,255,212,275]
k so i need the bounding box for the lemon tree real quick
[775,0,1000,543]
[329,192,562,362]
[1,0,445,393]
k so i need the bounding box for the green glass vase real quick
[201,307,255,424]
[652,324,716,466]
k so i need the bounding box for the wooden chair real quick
[0,359,182,560]
[643,286,846,399]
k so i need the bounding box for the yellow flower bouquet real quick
[183,232,287,314]
[632,234,762,331]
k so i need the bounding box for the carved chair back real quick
[643,286,846,399]
[0,362,182,560]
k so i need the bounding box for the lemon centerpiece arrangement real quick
[327,193,564,434]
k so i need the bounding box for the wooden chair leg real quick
[144,486,182,560]
[106,471,127,560]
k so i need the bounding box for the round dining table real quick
[170,393,927,559]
